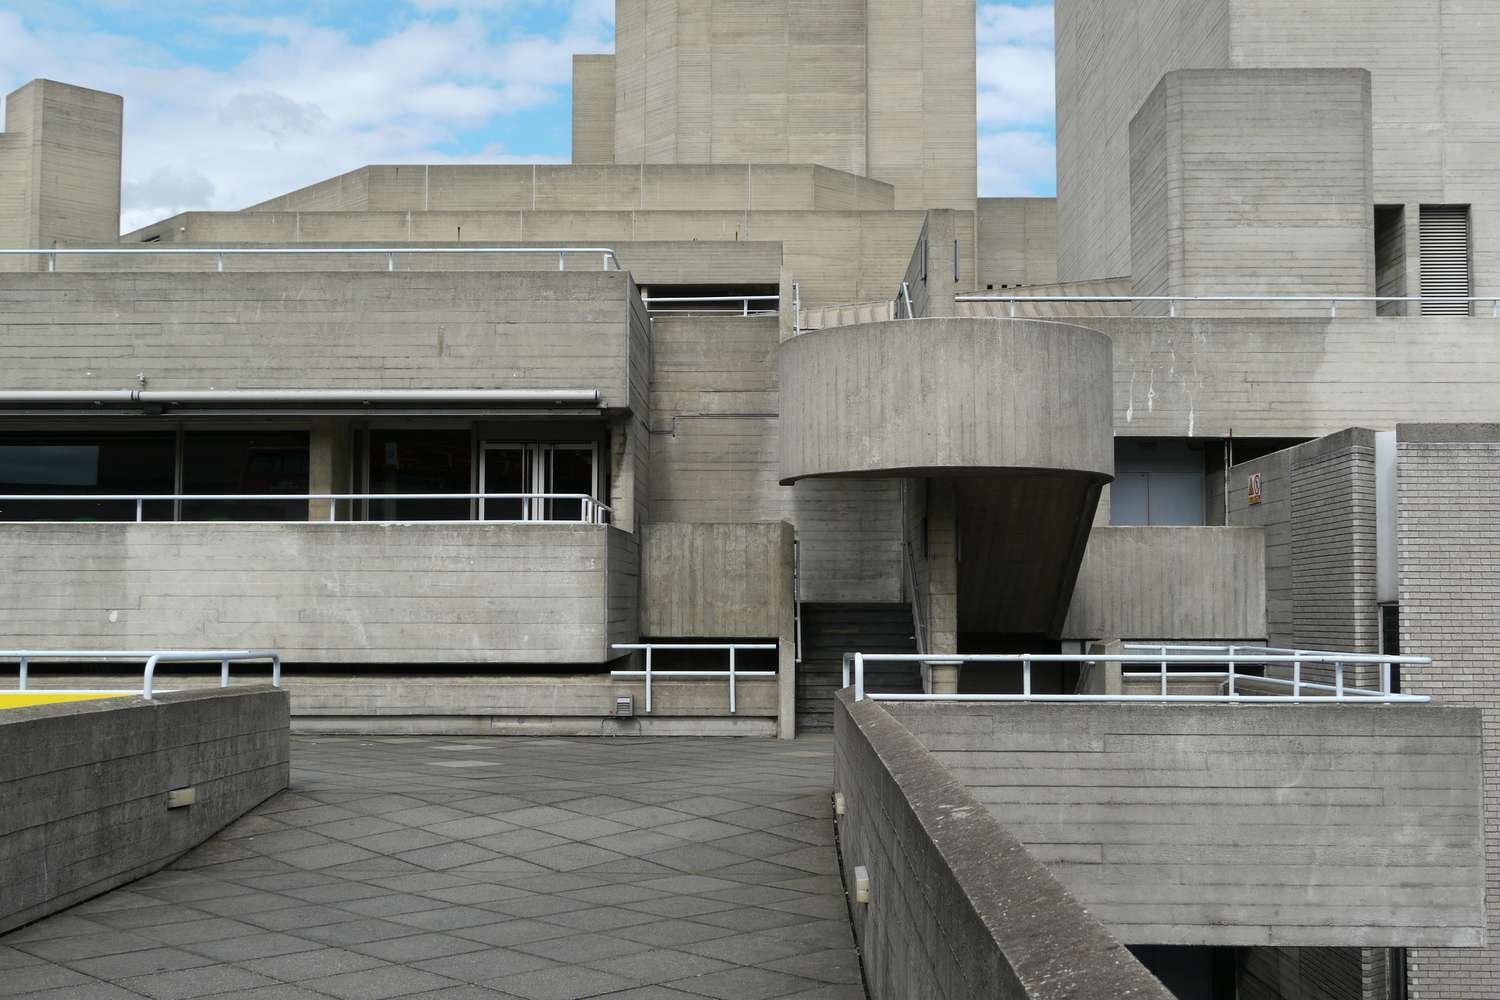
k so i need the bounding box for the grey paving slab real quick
[1,735,859,1000]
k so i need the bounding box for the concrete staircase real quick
[797,602,919,731]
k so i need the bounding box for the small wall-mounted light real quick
[833,791,846,816]
[167,787,196,809]
[854,865,871,905]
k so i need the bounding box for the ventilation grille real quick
[1420,205,1472,316]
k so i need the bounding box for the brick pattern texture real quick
[1401,436,1500,1000]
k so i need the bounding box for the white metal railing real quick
[4,649,281,701]
[0,492,614,524]
[901,540,928,655]
[641,294,779,316]
[793,538,803,665]
[611,643,777,714]
[842,650,1432,704]
[0,246,622,273]
[955,293,1500,319]
[1118,643,1414,699]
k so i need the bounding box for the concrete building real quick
[3,0,1500,997]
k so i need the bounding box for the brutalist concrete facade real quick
[4,0,1500,995]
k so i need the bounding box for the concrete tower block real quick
[573,55,617,164]
[0,80,123,256]
[1129,69,1375,317]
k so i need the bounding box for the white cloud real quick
[0,5,610,233]
[976,3,1056,195]
[979,129,1056,197]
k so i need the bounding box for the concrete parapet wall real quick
[0,523,639,665]
[242,163,895,215]
[834,690,1173,1000]
[0,687,290,934]
[641,521,793,639]
[890,701,1486,948]
[1063,526,1267,641]
[128,209,934,314]
[778,318,1114,482]
[0,270,650,413]
[1098,316,1500,440]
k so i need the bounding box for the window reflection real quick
[368,430,471,520]
[0,434,175,521]
[182,432,310,521]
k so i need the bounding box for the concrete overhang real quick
[777,318,1114,485]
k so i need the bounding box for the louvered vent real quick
[1420,205,1472,316]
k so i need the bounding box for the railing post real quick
[842,652,851,689]
[387,253,395,272]
[1022,656,1032,697]
[558,252,565,272]
[1160,646,1168,697]
[644,645,653,714]
[854,652,865,701]
[1330,298,1337,318]
[18,656,27,691]
[47,252,55,273]
[1168,300,1176,318]
[1336,661,1345,701]
[272,654,282,688]
[1008,299,1016,318]
[221,659,230,688]
[1381,658,1392,697]
[729,646,737,714]
[136,498,143,523]
[602,253,609,271]
[1492,299,1498,319]
[143,654,159,700]
[1227,657,1236,697]
[1293,655,1302,702]
[216,252,224,273]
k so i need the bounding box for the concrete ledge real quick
[778,318,1114,483]
[834,690,1172,1000]
[1063,526,1267,640]
[889,701,1487,948]
[0,687,290,934]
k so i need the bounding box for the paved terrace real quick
[0,736,863,1000]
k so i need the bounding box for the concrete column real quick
[1404,201,1423,313]
[927,478,959,653]
[307,421,350,522]
[608,412,646,533]
[922,660,962,694]
[777,636,796,740]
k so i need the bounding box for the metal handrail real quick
[5,649,281,701]
[0,492,614,524]
[901,539,928,654]
[641,294,779,317]
[611,642,777,714]
[843,651,1432,704]
[0,246,622,273]
[956,293,1500,319]
[1119,643,1406,698]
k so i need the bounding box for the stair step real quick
[796,602,920,733]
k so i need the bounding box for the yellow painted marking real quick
[0,693,133,709]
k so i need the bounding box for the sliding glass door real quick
[480,443,597,522]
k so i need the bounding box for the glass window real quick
[182,432,309,521]
[0,433,175,521]
[482,446,532,521]
[368,430,471,520]
[480,442,598,522]
[546,444,595,521]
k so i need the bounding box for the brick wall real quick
[1399,424,1500,999]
